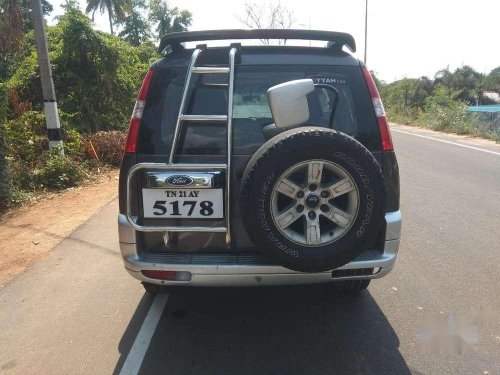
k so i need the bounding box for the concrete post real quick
[29,0,64,153]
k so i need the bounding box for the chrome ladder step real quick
[179,114,228,122]
[192,66,230,74]
[160,226,227,233]
[164,46,238,246]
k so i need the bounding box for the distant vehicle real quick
[118,29,401,294]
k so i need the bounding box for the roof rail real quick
[158,29,356,54]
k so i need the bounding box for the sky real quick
[48,0,500,83]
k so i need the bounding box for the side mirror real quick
[267,79,315,129]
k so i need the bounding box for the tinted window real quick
[233,65,377,153]
[138,68,185,154]
[138,65,379,156]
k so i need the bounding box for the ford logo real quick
[166,175,193,186]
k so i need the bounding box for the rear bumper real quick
[118,211,402,287]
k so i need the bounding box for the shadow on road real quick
[115,285,410,374]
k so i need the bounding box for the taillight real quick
[124,68,155,153]
[142,270,176,280]
[361,67,394,151]
[141,270,192,281]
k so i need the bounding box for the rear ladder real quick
[126,46,238,247]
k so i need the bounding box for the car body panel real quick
[118,41,401,286]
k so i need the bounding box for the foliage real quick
[0,124,12,209]
[0,82,8,122]
[86,0,130,35]
[434,66,484,105]
[117,0,150,46]
[380,65,500,141]
[0,0,24,55]
[6,7,157,132]
[4,110,48,167]
[0,0,52,80]
[0,4,163,211]
[149,0,192,40]
[483,66,500,93]
[420,86,474,135]
[20,0,53,31]
[33,149,86,189]
[2,110,85,191]
[380,77,433,111]
[83,130,127,166]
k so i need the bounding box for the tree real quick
[0,123,12,209]
[149,0,192,41]
[1,0,54,80]
[86,0,129,35]
[7,6,156,131]
[117,0,150,46]
[0,0,24,54]
[435,66,484,105]
[237,1,295,45]
[21,0,53,30]
[0,0,52,54]
[483,66,500,93]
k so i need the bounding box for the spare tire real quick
[240,127,386,272]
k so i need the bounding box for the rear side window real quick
[138,68,185,154]
[138,65,379,155]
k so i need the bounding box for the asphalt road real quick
[1,126,500,375]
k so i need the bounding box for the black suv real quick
[118,29,401,294]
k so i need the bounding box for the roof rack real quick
[158,29,356,54]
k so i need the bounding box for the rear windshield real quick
[138,65,379,155]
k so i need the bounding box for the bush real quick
[386,106,421,125]
[82,131,127,166]
[0,83,9,124]
[420,87,474,135]
[0,128,12,210]
[4,110,48,166]
[5,8,155,133]
[34,150,86,190]
[4,111,83,159]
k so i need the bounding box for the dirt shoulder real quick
[0,170,119,288]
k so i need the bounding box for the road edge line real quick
[119,294,169,375]
[391,129,500,156]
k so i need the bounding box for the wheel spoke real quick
[275,206,302,229]
[275,178,301,199]
[306,220,321,245]
[324,205,353,228]
[307,161,323,185]
[327,178,355,198]
[272,159,359,247]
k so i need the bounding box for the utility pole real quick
[364,0,368,65]
[29,0,64,153]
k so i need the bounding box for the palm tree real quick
[86,0,129,35]
[118,0,150,46]
[149,0,192,41]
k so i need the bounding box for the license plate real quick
[142,188,223,219]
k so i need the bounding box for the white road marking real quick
[391,129,500,157]
[119,294,169,375]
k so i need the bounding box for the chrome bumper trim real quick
[123,240,398,275]
[120,239,399,287]
[117,210,402,286]
[385,210,402,240]
[126,267,394,287]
